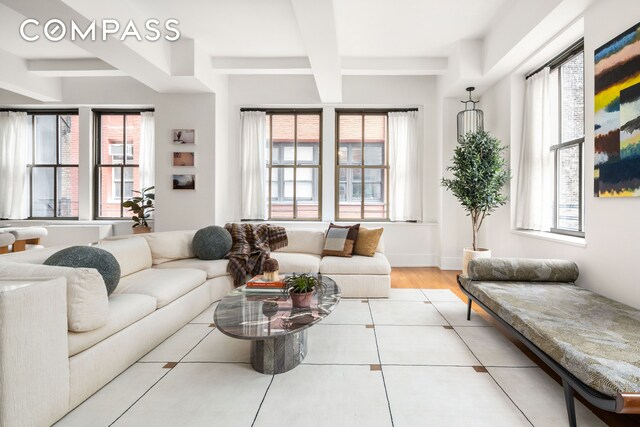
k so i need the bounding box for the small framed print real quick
[173,152,195,167]
[173,129,195,145]
[173,174,195,190]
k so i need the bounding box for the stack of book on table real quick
[243,275,287,294]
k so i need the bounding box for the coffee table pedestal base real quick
[250,330,307,374]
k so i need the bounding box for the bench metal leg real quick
[563,379,577,427]
[466,298,472,321]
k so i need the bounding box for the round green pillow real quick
[193,226,233,260]
[44,246,121,295]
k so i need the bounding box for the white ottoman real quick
[0,233,16,254]
[9,227,48,252]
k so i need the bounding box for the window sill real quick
[510,229,586,247]
[245,220,437,227]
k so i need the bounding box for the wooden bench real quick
[458,258,640,427]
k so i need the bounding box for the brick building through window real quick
[95,112,142,219]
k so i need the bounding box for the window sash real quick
[550,47,585,237]
[94,112,142,219]
[335,112,390,221]
[551,140,584,237]
[27,113,79,219]
[265,111,322,220]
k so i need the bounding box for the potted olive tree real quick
[283,273,325,308]
[442,131,510,276]
[122,186,155,234]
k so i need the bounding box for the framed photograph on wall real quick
[173,174,195,190]
[173,152,195,166]
[173,129,195,144]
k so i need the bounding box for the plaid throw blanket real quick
[224,223,288,286]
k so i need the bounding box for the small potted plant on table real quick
[283,273,325,309]
[122,186,155,234]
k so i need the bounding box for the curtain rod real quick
[241,108,419,113]
[335,108,418,113]
[240,108,322,113]
[92,108,155,113]
[0,108,79,114]
[526,39,584,80]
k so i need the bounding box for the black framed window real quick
[336,111,389,220]
[264,110,322,220]
[94,111,143,219]
[27,111,79,218]
[549,43,585,237]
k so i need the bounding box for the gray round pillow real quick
[44,246,121,295]
[193,226,232,260]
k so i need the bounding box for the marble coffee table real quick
[214,275,340,374]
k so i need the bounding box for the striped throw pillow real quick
[322,223,360,257]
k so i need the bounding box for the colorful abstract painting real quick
[594,21,640,197]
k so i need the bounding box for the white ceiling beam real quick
[0,49,61,101]
[211,56,447,76]
[212,57,312,75]
[2,0,212,93]
[482,0,595,79]
[27,58,126,77]
[341,57,448,76]
[440,40,483,96]
[290,0,342,102]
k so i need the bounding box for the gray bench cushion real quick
[461,278,640,397]
[468,258,579,282]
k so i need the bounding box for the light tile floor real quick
[56,288,606,427]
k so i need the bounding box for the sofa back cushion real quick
[274,229,325,255]
[0,246,66,265]
[375,235,385,253]
[141,230,197,265]
[0,263,109,332]
[354,228,384,257]
[94,237,152,277]
[322,223,360,258]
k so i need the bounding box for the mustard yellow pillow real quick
[354,228,383,257]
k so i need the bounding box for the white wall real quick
[478,0,640,308]
[438,95,476,269]
[221,74,441,266]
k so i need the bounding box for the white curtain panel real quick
[389,111,421,221]
[240,111,267,220]
[0,111,29,219]
[514,68,554,231]
[139,112,155,190]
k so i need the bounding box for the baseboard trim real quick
[386,253,438,267]
[439,256,462,271]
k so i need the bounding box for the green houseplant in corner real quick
[283,273,325,308]
[441,131,510,276]
[122,186,155,234]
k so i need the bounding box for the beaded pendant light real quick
[457,87,484,139]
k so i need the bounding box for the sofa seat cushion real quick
[270,252,321,274]
[154,258,229,279]
[320,253,391,275]
[114,268,206,308]
[462,279,640,397]
[68,293,157,356]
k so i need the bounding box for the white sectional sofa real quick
[0,228,390,426]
